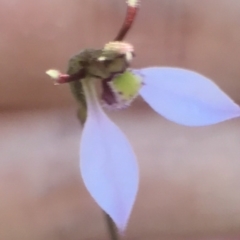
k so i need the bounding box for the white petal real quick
[80,79,139,232]
[137,67,240,126]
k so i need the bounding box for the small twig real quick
[114,0,140,41]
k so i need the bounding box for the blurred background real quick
[1,0,240,239]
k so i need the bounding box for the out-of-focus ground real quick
[1,0,240,239]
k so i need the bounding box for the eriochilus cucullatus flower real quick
[46,0,240,233]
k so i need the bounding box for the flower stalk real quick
[114,0,140,41]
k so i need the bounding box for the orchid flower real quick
[46,0,240,233]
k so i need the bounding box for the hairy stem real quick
[105,212,119,240]
[69,81,87,124]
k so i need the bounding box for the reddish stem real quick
[56,69,86,84]
[114,4,139,41]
